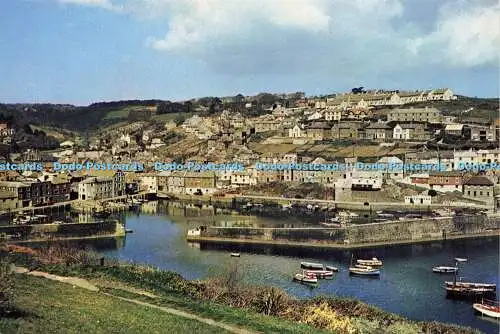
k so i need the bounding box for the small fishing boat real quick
[445,282,497,291]
[304,269,334,279]
[446,281,497,298]
[301,261,324,270]
[433,266,458,274]
[125,228,133,233]
[349,265,380,276]
[356,257,383,267]
[325,265,339,272]
[293,272,318,284]
[473,299,500,318]
[230,253,240,257]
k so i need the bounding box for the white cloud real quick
[407,1,500,67]
[56,0,500,73]
[58,0,116,10]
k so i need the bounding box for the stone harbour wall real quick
[198,215,500,246]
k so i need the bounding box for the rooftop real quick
[465,176,494,186]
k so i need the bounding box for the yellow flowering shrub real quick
[302,302,357,334]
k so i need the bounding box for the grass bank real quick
[1,244,482,334]
[1,275,231,334]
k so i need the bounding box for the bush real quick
[301,302,357,333]
[0,258,14,316]
[253,286,289,316]
[428,189,438,197]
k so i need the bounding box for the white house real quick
[324,109,341,121]
[377,156,404,180]
[119,133,131,145]
[405,195,432,205]
[307,111,323,121]
[230,171,257,186]
[288,125,304,138]
[139,174,158,194]
[393,124,410,140]
[78,177,114,200]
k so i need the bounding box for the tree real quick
[234,94,245,103]
[351,87,365,94]
[173,114,186,126]
[428,189,438,197]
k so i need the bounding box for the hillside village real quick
[1,87,500,212]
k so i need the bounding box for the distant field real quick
[30,125,82,143]
[152,112,195,122]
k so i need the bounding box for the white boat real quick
[356,257,383,267]
[304,269,334,279]
[300,261,324,270]
[293,272,318,284]
[473,300,500,318]
[433,266,458,274]
[445,281,496,291]
[349,265,380,276]
[325,265,339,272]
[230,253,240,257]
[455,257,468,262]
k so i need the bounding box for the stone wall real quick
[0,221,122,241]
[199,215,499,246]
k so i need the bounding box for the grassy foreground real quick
[1,275,231,334]
[1,244,482,334]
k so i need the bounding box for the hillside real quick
[0,95,497,148]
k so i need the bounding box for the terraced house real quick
[388,107,442,123]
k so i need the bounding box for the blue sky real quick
[0,0,499,105]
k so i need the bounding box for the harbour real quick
[4,201,500,333]
[88,204,500,334]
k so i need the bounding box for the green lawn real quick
[1,275,230,334]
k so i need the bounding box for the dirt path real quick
[12,266,259,334]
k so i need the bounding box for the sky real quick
[0,0,499,105]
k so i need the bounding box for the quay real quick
[186,215,500,249]
[0,192,149,216]
[0,220,126,242]
[186,230,500,250]
[233,195,492,211]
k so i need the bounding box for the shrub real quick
[301,302,357,333]
[253,286,289,316]
[0,258,14,316]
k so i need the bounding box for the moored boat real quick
[304,269,334,279]
[473,299,500,319]
[230,253,240,257]
[445,281,497,291]
[300,261,324,270]
[433,266,458,274]
[356,257,383,267]
[325,265,339,272]
[349,265,380,277]
[293,272,318,284]
[445,281,497,299]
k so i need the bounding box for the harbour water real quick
[27,202,500,333]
